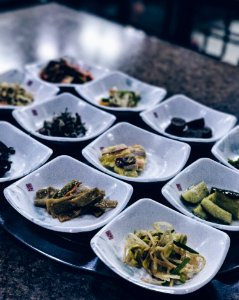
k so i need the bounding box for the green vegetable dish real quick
[123,222,205,286]
[100,88,140,108]
[181,181,239,225]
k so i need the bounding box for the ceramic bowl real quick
[12,93,116,142]
[162,157,239,231]
[0,121,52,182]
[212,125,239,171]
[76,71,167,112]
[82,122,191,182]
[140,94,237,143]
[25,56,109,88]
[0,69,59,110]
[3,155,133,232]
[91,198,230,294]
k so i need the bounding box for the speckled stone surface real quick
[0,3,239,300]
[0,2,239,117]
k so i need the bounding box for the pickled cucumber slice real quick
[181,181,209,204]
[193,204,208,220]
[214,192,239,219]
[201,198,232,224]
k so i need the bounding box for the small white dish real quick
[212,125,239,171]
[82,122,191,182]
[25,56,109,88]
[12,93,116,143]
[0,69,59,110]
[3,155,133,232]
[76,71,167,112]
[162,157,239,231]
[140,94,237,143]
[0,121,52,182]
[91,198,230,294]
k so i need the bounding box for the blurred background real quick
[1,0,239,66]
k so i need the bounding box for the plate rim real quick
[0,68,59,110]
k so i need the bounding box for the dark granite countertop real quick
[0,3,239,299]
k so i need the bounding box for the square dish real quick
[12,93,116,142]
[3,155,133,232]
[25,56,109,88]
[0,121,52,182]
[76,71,167,112]
[212,125,239,171]
[82,122,190,182]
[162,157,239,231]
[140,94,237,143]
[91,198,230,294]
[0,69,59,110]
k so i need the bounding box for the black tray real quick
[1,101,239,281]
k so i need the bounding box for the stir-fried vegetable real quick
[100,88,140,107]
[40,58,93,84]
[123,222,205,286]
[99,144,146,177]
[0,82,33,106]
[0,141,15,177]
[34,180,118,222]
[182,182,239,224]
[38,108,87,138]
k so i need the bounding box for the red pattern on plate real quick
[32,109,38,116]
[26,183,34,191]
[153,112,158,118]
[105,230,114,240]
[176,183,182,191]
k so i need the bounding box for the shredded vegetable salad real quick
[123,222,206,286]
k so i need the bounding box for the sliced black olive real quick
[115,156,136,168]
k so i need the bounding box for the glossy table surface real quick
[0,3,239,300]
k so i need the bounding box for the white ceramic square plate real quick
[12,93,116,142]
[0,69,59,110]
[82,122,191,182]
[91,198,230,294]
[0,121,52,182]
[162,157,239,231]
[212,125,239,171]
[76,71,167,112]
[25,56,109,88]
[3,155,133,232]
[140,94,237,143]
